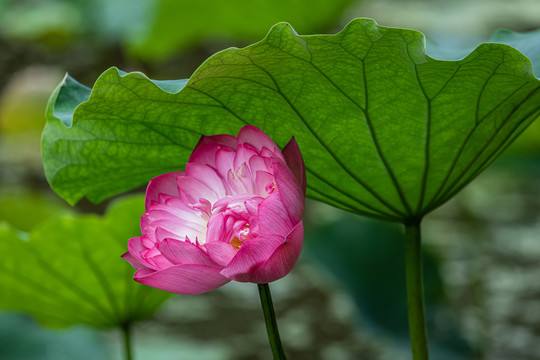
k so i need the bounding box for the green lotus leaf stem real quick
[405,220,429,360]
[122,323,133,360]
[258,283,287,360]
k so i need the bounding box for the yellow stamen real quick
[230,237,243,250]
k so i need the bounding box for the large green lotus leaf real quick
[126,0,354,61]
[0,195,171,328]
[42,19,540,222]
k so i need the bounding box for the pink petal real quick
[205,241,238,267]
[260,147,283,161]
[238,125,280,155]
[185,163,227,198]
[132,236,173,270]
[249,155,272,174]
[245,196,263,216]
[254,170,275,197]
[226,164,254,195]
[143,252,173,270]
[251,221,303,283]
[215,148,236,179]
[141,232,156,248]
[233,143,258,170]
[177,176,220,205]
[281,137,306,195]
[188,144,220,168]
[247,214,260,236]
[121,251,145,271]
[159,238,216,266]
[127,236,159,270]
[189,134,237,167]
[161,197,207,222]
[147,209,206,243]
[155,226,183,242]
[226,195,255,217]
[145,171,184,209]
[127,236,147,254]
[272,159,305,223]
[257,193,293,236]
[194,134,237,150]
[148,201,205,227]
[220,235,284,282]
[142,214,157,230]
[206,212,227,243]
[134,264,230,295]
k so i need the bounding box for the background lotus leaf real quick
[0,195,171,328]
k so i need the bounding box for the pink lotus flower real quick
[123,126,306,295]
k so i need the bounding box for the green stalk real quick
[405,220,429,360]
[121,323,133,360]
[257,283,287,360]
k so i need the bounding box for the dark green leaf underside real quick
[0,196,170,328]
[42,19,540,222]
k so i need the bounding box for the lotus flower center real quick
[230,237,243,250]
[229,223,251,250]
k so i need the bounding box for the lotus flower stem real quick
[405,220,429,360]
[258,283,287,360]
[121,323,133,360]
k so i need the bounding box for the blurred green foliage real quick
[0,0,354,62]
[126,0,356,61]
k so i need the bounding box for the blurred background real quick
[1,0,540,359]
